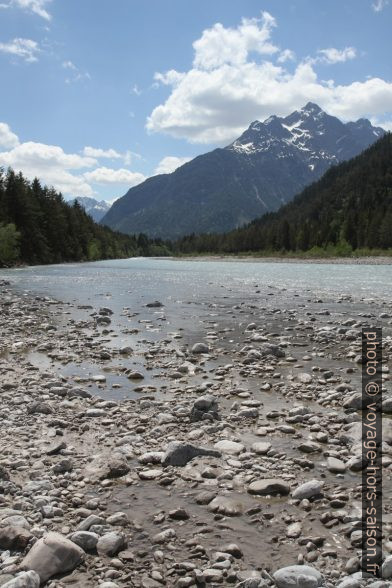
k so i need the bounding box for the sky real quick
[0,0,391,202]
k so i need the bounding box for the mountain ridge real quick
[102,103,385,238]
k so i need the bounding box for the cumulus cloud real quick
[0,123,147,196]
[192,11,278,70]
[0,122,20,149]
[372,0,389,11]
[0,38,40,62]
[11,0,51,20]
[154,156,191,175]
[317,47,357,64]
[146,12,392,144]
[84,167,146,186]
[83,146,122,159]
[0,139,96,196]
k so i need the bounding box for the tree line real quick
[174,133,392,257]
[0,168,170,267]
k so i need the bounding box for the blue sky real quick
[0,0,391,202]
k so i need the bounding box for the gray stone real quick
[208,495,244,516]
[327,457,346,473]
[382,555,392,579]
[162,442,221,467]
[190,395,219,422]
[96,532,125,557]
[273,565,324,588]
[69,531,99,552]
[248,478,290,496]
[191,342,209,354]
[1,572,40,588]
[214,440,245,455]
[292,480,323,500]
[20,532,84,584]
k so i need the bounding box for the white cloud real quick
[84,167,146,186]
[317,47,357,64]
[277,49,295,63]
[131,84,141,95]
[372,0,389,11]
[154,156,191,175]
[11,0,51,20]
[62,60,77,70]
[0,122,20,149]
[83,146,122,159]
[0,38,40,62]
[0,131,97,196]
[146,13,392,144]
[193,11,278,70]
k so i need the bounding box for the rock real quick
[298,441,321,453]
[69,531,99,552]
[273,565,323,588]
[45,440,67,455]
[382,555,392,578]
[190,395,219,422]
[96,532,126,557]
[336,579,361,588]
[162,442,221,467]
[209,495,244,516]
[106,457,130,478]
[52,458,73,474]
[20,532,84,584]
[191,342,209,354]
[214,440,245,455]
[0,526,32,550]
[248,479,290,496]
[146,301,164,308]
[1,572,40,588]
[251,442,271,455]
[258,343,285,358]
[220,543,243,558]
[292,480,323,500]
[287,522,302,538]
[152,528,176,544]
[76,514,106,531]
[297,373,312,384]
[327,457,346,473]
[27,402,52,415]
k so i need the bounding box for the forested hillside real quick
[0,168,169,266]
[175,133,392,256]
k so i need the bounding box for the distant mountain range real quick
[101,103,385,239]
[71,197,111,222]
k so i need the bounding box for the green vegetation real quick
[174,134,392,257]
[0,168,170,267]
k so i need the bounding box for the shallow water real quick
[1,257,391,312]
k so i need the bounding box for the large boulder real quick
[273,565,324,588]
[20,532,84,584]
[162,442,221,467]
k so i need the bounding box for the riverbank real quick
[173,254,392,265]
[0,277,391,587]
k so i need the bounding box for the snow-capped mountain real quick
[71,197,111,222]
[102,103,385,238]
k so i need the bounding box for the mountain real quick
[176,133,392,254]
[71,197,111,222]
[101,103,385,239]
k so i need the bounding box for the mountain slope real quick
[175,133,392,254]
[70,197,111,222]
[102,103,385,239]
